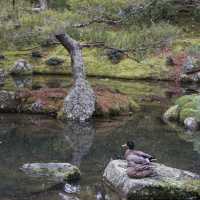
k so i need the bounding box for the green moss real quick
[175,95,196,108]
[172,37,200,53]
[63,167,81,182]
[128,181,200,200]
[182,180,200,196]
[173,95,200,122]
[0,45,170,80]
[180,108,198,122]
[84,49,170,80]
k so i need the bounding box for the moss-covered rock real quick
[103,160,200,200]
[164,94,200,129]
[21,163,81,183]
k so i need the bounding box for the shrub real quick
[193,6,200,22]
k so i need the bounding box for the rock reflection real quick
[12,76,32,89]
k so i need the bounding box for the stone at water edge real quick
[184,117,199,131]
[10,59,33,75]
[21,163,81,183]
[103,160,200,200]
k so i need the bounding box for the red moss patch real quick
[94,86,131,116]
[15,86,133,117]
[16,88,67,115]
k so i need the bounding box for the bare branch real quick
[73,17,122,28]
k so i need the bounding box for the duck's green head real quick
[122,141,135,150]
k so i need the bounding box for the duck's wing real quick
[127,154,149,165]
[134,150,153,159]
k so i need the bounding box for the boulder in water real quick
[21,163,81,183]
[103,160,200,200]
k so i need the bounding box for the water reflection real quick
[0,107,200,200]
[12,76,32,89]
[63,121,95,166]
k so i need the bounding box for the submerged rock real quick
[64,183,80,194]
[103,160,200,200]
[59,193,80,200]
[10,59,32,75]
[21,163,80,183]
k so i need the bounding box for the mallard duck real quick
[122,141,155,178]
[122,141,155,162]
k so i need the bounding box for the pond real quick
[0,76,200,200]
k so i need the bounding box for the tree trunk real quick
[55,33,96,122]
[39,0,48,10]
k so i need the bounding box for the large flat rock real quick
[103,160,200,200]
[21,163,80,183]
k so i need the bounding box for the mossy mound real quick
[0,46,170,80]
[0,86,137,117]
[1,36,199,81]
[164,94,200,127]
[165,95,200,123]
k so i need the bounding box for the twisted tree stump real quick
[55,33,95,122]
